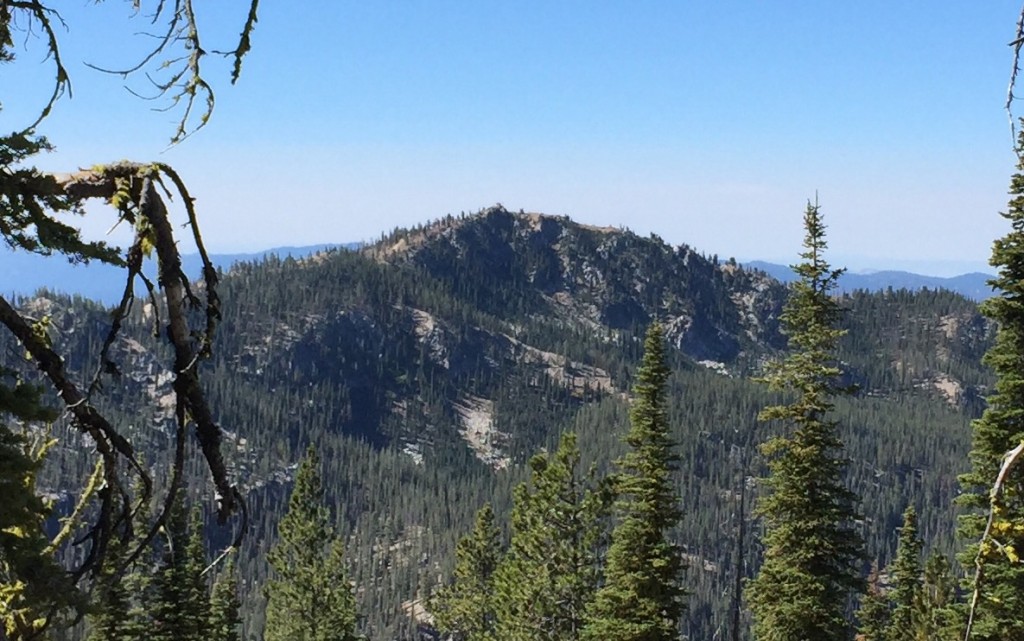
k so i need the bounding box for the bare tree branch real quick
[1007,2,1024,145]
[964,440,1024,641]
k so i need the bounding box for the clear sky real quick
[4,2,1023,275]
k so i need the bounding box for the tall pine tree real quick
[958,127,1024,641]
[887,506,923,641]
[747,201,864,641]
[583,322,685,641]
[856,563,890,641]
[208,558,242,641]
[431,504,502,641]
[494,433,610,641]
[264,446,359,641]
[151,500,208,641]
[918,553,958,641]
[86,533,133,641]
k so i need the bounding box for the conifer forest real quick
[4,3,1024,641]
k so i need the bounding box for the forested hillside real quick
[5,207,990,640]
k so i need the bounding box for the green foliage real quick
[0,132,122,266]
[493,433,610,641]
[583,322,685,641]
[151,500,209,641]
[888,506,923,641]
[208,558,243,641]
[856,515,957,641]
[856,563,890,641]
[957,127,1024,641]
[0,369,78,641]
[747,201,865,641]
[432,504,502,641]
[265,446,359,641]
[918,553,959,641]
[87,537,133,641]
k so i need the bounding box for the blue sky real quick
[4,2,1022,275]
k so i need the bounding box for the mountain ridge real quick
[0,209,993,303]
[4,205,991,640]
[745,260,994,301]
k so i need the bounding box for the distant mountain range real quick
[744,261,995,301]
[0,242,995,304]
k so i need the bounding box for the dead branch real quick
[0,162,244,607]
[1008,3,1024,144]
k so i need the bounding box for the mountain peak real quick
[364,205,626,263]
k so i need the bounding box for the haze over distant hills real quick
[744,261,995,301]
[0,238,995,304]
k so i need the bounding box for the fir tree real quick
[183,509,210,641]
[122,482,154,641]
[431,504,502,641]
[887,506,922,641]
[0,375,80,641]
[747,201,864,641]
[918,553,958,641]
[583,322,685,641]
[151,499,208,641]
[493,433,610,641]
[264,446,359,641]
[958,127,1024,641]
[208,558,243,641]
[86,535,133,641]
[856,563,890,641]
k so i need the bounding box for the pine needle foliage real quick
[918,553,959,641]
[432,504,502,641]
[264,446,359,641]
[888,506,923,641]
[0,387,77,641]
[208,558,243,641]
[151,500,208,641]
[493,432,611,641]
[583,322,685,641]
[856,563,890,641]
[747,201,864,641]
[957,126,1024,641]
[86,537,133,641]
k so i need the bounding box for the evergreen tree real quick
[0,375,80,641]
[918,553,958,641]
[264,446,359,641]
[208,558,243,641]
[151,499,208,641]
[747,201,864,641]
[87,536,133,641]
[432,504,502,641]
[887,506,922,641]
[122,483,155,641]
[493,433,610,641]
[183,509,210,641]
[958,128,1024,641]
[856,563,890,641]
[583,322,685,641]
